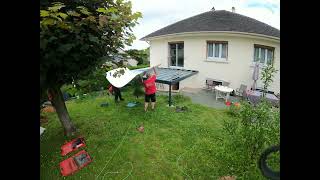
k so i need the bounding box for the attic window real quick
[207,41,228,61]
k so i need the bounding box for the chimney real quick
[232,7,235,13]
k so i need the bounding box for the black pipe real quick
[169,84,172,106]
[258,145,280,180]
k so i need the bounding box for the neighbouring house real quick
[141,8,280,94]
[126,57,139,66]
[101,61,118,69]
[105,49,139,67]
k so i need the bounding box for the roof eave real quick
[140,31,280,42]
[140,36,149,41]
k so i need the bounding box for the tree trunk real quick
[48,85,77,136]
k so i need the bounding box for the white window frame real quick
[207,41,228,61]
[169,42,184,67]
[253,45,274,66]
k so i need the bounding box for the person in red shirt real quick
[143,67,158,111]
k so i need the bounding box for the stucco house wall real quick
[149,32,280,94]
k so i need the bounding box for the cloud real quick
[246,1,279,14]
[125,0,280,50]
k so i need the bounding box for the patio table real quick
[246,90,279,106]
[215,85,233,102]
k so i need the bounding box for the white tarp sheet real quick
[106,67,151,88]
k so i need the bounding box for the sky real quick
[126,0,280,50]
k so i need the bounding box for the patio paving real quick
[180,87,241,109]
[158,87,241,109]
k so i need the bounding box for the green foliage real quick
[73,66,111,94]
[227,103,241,117]
[127,64,149,70]
[125,48,149,65]
[61,84,78,97]
[131,77,144,98]
[40,92,231,179]
[41,86,279,178]
[266,150,280,172]
[63,62,148,96]
[218,100,280,178]
[174,94,190,104]
[82,67,110,91]
[61,61,148,96]
[40,0,142,92]
[260,64,278,96]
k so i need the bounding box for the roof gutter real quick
[140,31,280,42]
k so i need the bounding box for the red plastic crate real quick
[60,150,92,176]
[61,137,86,156]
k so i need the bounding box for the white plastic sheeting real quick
[106,67,151,88]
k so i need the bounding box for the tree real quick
[260,64,278,97]
[40,0,141,136]
[125,48,149,65]
[142,47,150,64]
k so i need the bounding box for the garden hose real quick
[258,145,280,180]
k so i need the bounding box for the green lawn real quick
[40,90,264,179]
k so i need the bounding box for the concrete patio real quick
[158,87,241,109]
[180,87,241,109]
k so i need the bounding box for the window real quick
[207,41,228,61]
[253,44,274,65]
[169,42,184,67]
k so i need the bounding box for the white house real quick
[126,58,139,67]
[141,9,280,94]
[109,49,139,67]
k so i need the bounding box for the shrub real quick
[131,77,144,98]
[125,48,149,65]
[173,94,191,105]
[218,100,280,178]
[66,67,111,94]
[127,64,149,70]
[61,84,78,97]
[260,64,278,97]
[227,102,241,117]
[82,67,110,92]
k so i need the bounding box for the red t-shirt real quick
[143,75,157,95]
